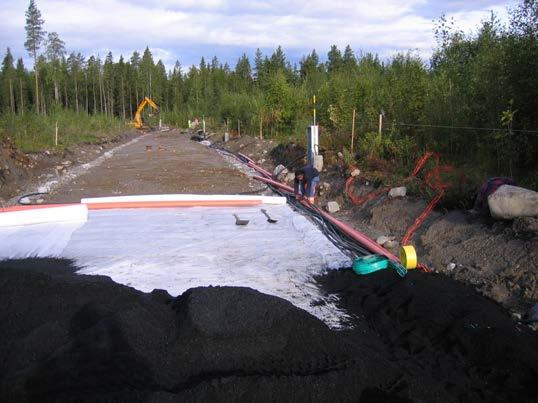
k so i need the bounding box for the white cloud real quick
[0,0,515,69]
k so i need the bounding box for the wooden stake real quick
[238,120,241,137]
[55,121,58,147]
[259,114,263,139]
[351,108,356,153]
[378,113,383,136]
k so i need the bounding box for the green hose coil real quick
[352,255,407,277]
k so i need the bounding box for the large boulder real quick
[488,185,538,220]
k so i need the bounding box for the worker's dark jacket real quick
[294,166,320,194]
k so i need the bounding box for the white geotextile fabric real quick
[0,205,352,327]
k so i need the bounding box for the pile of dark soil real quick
[1,258,537,402]
[269,142,306,170]
[317,268,538,402]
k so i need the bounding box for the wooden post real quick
[225,118,228,132]
[238,120,241,137]
[259,114,263,140]
[378,113,383,136]
[350,108,356,153]
[55,121,58,147]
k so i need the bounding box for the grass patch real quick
[0,110,128,152]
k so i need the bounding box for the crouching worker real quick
[294,165,320,203]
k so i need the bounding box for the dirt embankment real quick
[1,258,537,402]
[219,135,538,321]
[0,131,139,204]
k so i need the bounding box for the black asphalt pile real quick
[317,269,538,403]
[0,258,434,403]
[1,259,537,402]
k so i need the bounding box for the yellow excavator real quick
[132,97,159,130]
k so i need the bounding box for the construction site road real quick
[39,130,256,204]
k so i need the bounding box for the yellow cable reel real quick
[400,245,418,269]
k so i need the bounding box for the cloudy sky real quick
[0,0,516,70]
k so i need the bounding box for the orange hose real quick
[86,200,262,210]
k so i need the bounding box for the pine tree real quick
[16,58,26,115]
[1,48,16,114]
[140,47,154,98]
[343,45,357,72]
[24,0,46,113]
[327,45,343,73]
[46,32,65,104]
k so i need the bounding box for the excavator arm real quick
[133,97,159,129]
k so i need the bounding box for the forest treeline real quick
[1,0,537,184]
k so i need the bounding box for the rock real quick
[326,201,340,213]
[337,152,344,159]
[446,262,456,271]
[488,185,538,220]
[36,198,44,204]
[384,240,399,250]
[239,144,244,148]
[389,186,407,198]
[511,312,522,320]
[273,164,288,180]
[322,182,331,191]
[350,168,361,177]
[55,165,65,171]
[376,236,391,246]
[61,160,72,166]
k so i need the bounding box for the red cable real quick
[345,152,455,273]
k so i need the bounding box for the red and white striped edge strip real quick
[0,195,286,227]
[80,194,286,206]
[0,204,88,227]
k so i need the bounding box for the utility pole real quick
[313,95,316,125]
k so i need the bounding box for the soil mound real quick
[269,142,306,170]
[317,268,538,403]
[0,258,418,402]
[2,258,537,402]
